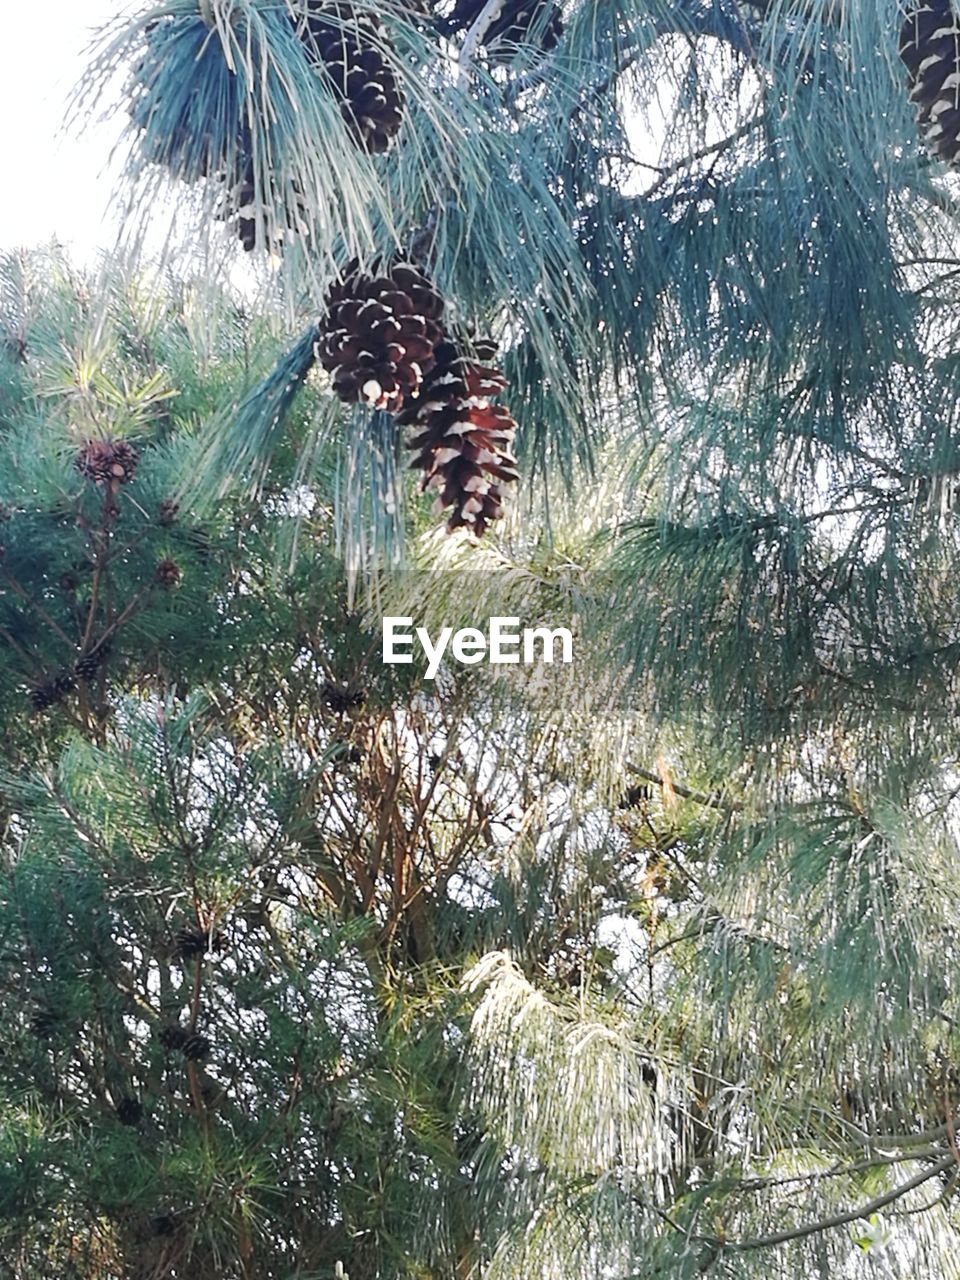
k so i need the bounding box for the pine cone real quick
[75,645,110,682]
[321,680,365,713]
[171,925,220,960]
[213,161,310,254]
[182,1032,211,1061]
[398,336,519,536]
[618,784,652,810]
[316,262,445,412]
[439,0,562,55]
[900,1,960,165]
[29,1008,58,1039]
[155,558,182,588]
[157,499,180,526]
[75,439,139,488]
[30,673,77,712]
[295,2,405,153]
[116,1096,143,1126]
[2,334,27,363]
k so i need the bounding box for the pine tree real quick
[4,0,960,1275]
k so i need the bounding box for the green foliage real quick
[11,0,960,1275]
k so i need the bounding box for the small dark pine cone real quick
[900,1,960,166]
[155,558,182,588]
[321,680,365,714]
[213,161,310,254]
[618,783,652,810]
[296,2,405,153]
[639,1059,658,1088]
[74,439,139,488]
[151,1213,178,1238]
[182,1032,211,1061]
[171,926,220,960]
[58,571,79,592]
[2,335,27,363]
[397,335,519,536]
[315,261,445,413]
[158,1023,188,1052]
[30,673,77,712]
[75,646,109,682]
[157,499,180,527]
[116,1096,143,1126]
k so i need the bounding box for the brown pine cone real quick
[398,336,519,536]
[295,2,405,153]
[315,261,445,412]
[155,559,182,588]
[75,439,139,488]
[900,1,960,165]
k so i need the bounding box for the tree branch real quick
[625,763,742,813]
[457,0,504,86]
[710,1154,956,1252]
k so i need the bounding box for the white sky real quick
[0,1,126,257]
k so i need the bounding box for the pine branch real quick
[708,1154,957,1252]
[457,0,505,85]
[625,763,742,813]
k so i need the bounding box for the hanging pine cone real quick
[172,925,221,960]
[182,1032,211,1061]
[439,0,562,55]
[157,499,179,527]
[30,673,77,712]
[294,2,405,153]
[321,680,365,713]
[315,262,445,412]
[398,336,519,536]
[618,783,653,810]
[151,1213,178,1238]
[900,1,960,165]
[29,1008,58,1039]
[155,558,182,588]
[75,439,139,489]
[213,160,311,254]
[75,645,110,682]
[116,1096,144,1126]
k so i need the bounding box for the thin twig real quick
[625,762,742,813]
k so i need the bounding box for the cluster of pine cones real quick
[315,262,518,535]
[900,1,960,166]
[133,1,561,252]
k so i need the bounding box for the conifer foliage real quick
[31,0,960,1276]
